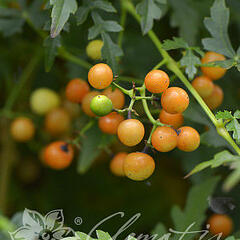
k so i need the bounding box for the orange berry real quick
[161,87,189,114]
[192,76,214,98]
[45,108,71,136]
[203,84,224,110]
[201,51,226,80]
[144,70,169,93]
[82,91,100,117]
[159,109,184,129]
[110,152,128,177]
[117,119,145,146]
[177,126,200,152]
[103,87,125,109]
[123,152,155,181]
[88,63,113,89]
[62,99,81,118]
[151,126,178,152]
[44,141,74,170]
[207,214,233,237]
[10,117,35,142]
[65,78,90,103]
[98,112,124,134]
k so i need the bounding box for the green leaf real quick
[77,123,115,174]
[101,32,123,75]
[223,163,240,192]
[232,119,240,144]
[171,177,219,240]
[216,110,233,120]
[180,49,201,79]
[88,12,122,40]
[50,0,78,38]
[43,36,61,72]
[75,7,89,25]
[213,59,235,69]
[202,0,235,58]
[75,0,116,25]
[234,110,240,119]
[96,231,112,240]
[151,223,167,237]
[0,8,24,37]
[201,126,229,149]
[169,0,199,45]
[162,37,189,50]
[136,0,165,35]
[186,150,240,177]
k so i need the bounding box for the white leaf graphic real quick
[53,227,75,239]
[22,209,44,231]
[44,209,64,231]
[9,226,39,240]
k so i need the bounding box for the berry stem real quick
[153,59,167,70]
[123,0,240,156]
[147,124,157,145]
[112,82,132,96]
[118,0,127,48]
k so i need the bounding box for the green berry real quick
[90,95,113,116]
[86,40,103,60]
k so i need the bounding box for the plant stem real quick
[3,50,42,112]
[58,48,92,70]
[118,1,127,48]
[123,0,240,155]
[147,124,158,145]
[117,76,143,85]
[112,82,132,96]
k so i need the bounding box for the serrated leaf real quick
[90,1,116,13]
[232,119,240,144]
[186,151,240,177]
[214,59,235,69]
[50,0,77,38]
[162,37,189,50]
[180,49,201,79]
[169,0,199,45]
[216,110,233,120]
[77,123,114,174]
[0,8,24,36]
[171,177,219,240]
[202,0,235,58]
[136,0,164,35]
[234,110,240,119]
[96,231,112,240]
[43,36,61,72]
[88,12,122,40]
[101,32,123,75]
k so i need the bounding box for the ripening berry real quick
[82,91,100,117]
[159,109,184,129]
[30,88,60,115]
[62,99,81,118]
[99,112,124,134]
[45,108,71,136]
[65,78,90,103]
[90,95,113,116]
[161,87,189,114]
[110,152,128,177]
[44,141,74,170]
[177,126,200,152]
[203,84,224,110]
[103,87,125,109]
[123,152,155,181]
[10,117,35,142]
[192,76,214,98]
[207,214,233,237]
[201,51,226,80]
[86,40,104,60]
[151,126,178,152]
[88,63,113,89]
[117,119,145,146]
[144,70,170,93]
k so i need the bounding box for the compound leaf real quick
[50,0,78,38]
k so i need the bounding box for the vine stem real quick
[123,0,240,156]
